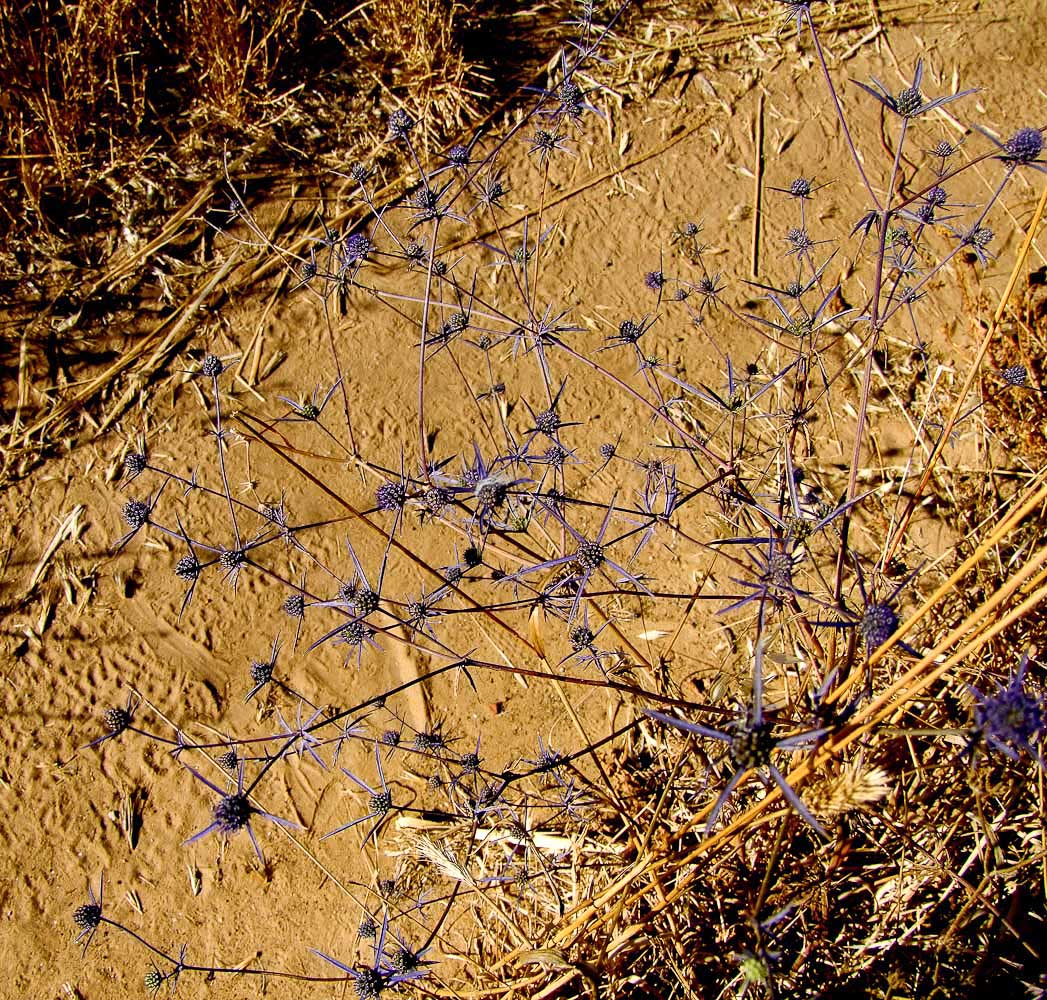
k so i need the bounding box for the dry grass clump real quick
[0,0,491,488]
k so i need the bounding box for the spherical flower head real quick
[200,354,224,377]
[355,589,379,616]
[697,275,720,296]
[388,108,415,139]
[122,499,150,529]
[447,143,470,167]
[340,619,374,647]
[214,793,252,834]
[682,220,700,236]
[933,140,956,158]
[250,658,273,685]
[974,677,1044,758]
[765,551,794,590]
[729,722,773,769]
[570,624,595,650]
[369,791,392,815]
[349,162,370,183]
[217,750,239,771]
[1003,363,1029,387]
[344,233,373,265]
[444,564,464,585]
[618,319,643,343]
[557,80,583,118]
[414,730,446,753]
[144,969,164,994]
[860,603,898,649]
[786,227,814,254]
[967,226,993,249]
[544,444,568,468]
[789,176,813,198]
[895,85,924,118]
[476,480,508,508]
[535,408,560,434]
[123,452,146,477]
[283,593,305,618]
[175,554,201,582]
[575,539,604,571]
[460,751,480,772]
[353,967,386,999]
[381,729,401,747]
[375,481,407,511]
[220,548,246,571]
[420,486,450,516]
[74,903,102,931]
[1003,127,1043,163]
[103,706,131,734]
[359,915,377,939]
[645,270,665,291]
[925,185,948,207]
[599,442,616,461]
[432,258,448,276]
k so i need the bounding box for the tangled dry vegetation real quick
[3,2,1047,998]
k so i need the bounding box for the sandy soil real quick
[2,2,1045,997]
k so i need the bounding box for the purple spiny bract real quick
[860,603,898,649]
[1003,127,1043,163]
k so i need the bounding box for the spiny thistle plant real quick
[82,0,1047,994]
